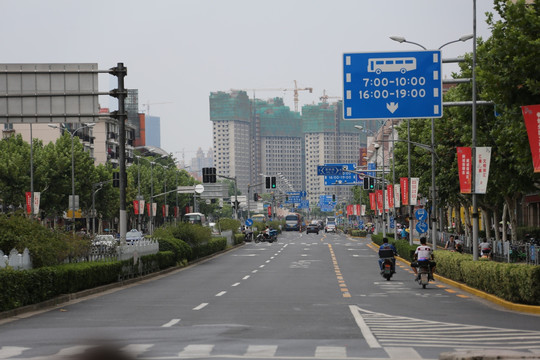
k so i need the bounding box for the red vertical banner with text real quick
[147,203,151,216]
[521,105,540,172]
[376,190,383,214]
[25,192,32,214]
[355,204,362,215]
[133,200,139,215]
[400,177,409,206]
[369,192,376,210]
[387,185,394,209]
[457,147,472,193]
[174,206,179,218]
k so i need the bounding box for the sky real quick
[1,0,498,163]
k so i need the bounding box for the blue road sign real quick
[324,163,358,186]
[415,209,428,222]
[317,165,343,176]
[298,200,309,209]
[343,50,442,120]
[245,219,253,227]
[416,221,429,234]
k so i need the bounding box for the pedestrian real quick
[445,235,456,251]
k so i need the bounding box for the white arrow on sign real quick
[386,102,399,113]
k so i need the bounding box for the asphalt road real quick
[1,231,540,360]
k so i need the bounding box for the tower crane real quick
[234,80,313,112]
[142,101,173,116]
[320,89,341,104]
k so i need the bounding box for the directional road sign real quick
[317,165,343,176]
[245,219,253,227]
[343,50,442,120]
[416,221,429,234]
[324,163,358,186]
[415,209,428,222]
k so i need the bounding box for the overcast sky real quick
[1,0,497,162]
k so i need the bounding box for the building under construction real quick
[209,90,369,208]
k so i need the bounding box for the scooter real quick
[416,260,433,289]
[378,248,396,281]
[381,258,394,281]
[255,229,278,243]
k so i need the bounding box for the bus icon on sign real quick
[367,57,416,74]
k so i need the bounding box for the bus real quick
[251,214,266,223]
[183,212,207,225]
[284,213,304,231]
[367,57,416,74]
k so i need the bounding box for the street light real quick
[48,123,95,233]
[390,34,473,249]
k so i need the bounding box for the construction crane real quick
[320,89,341,104]
[142,101,173,116]
[234,80,313,112]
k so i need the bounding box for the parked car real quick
[306,223,320,234]
[125,229,143,244]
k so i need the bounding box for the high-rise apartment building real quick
[209,91,251,192]
[210,90,365,209]
[145,115,161,147]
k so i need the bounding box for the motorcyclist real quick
[444,235,456,251]
[479,239,492,258]
[411,237,436,280]
[264,225,271,240]
[378,237,397,273]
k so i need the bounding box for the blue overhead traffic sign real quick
[317,165,343,176]
[245,219,253,227]
[343,50,442,120]
[324,163,358,186]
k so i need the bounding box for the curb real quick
[0,242,245,323]
[366,240,540,315]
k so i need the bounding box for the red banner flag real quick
[400,178,409,206]
[387,185,394,209]
[147,203,151,216]
[376,190,383,213]
[346,205,353,216]
[133,200,139,215]
[522,105,540,172]
[355,204,361,215]
[369,192,376,210]
[174,206,179,218]
[26,192,32,214]
[457,147,472,193]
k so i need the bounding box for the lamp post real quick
[390,34,473,248]
[49,123,96,233]
[155,163,169,225]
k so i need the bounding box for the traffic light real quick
[271,176,276,188]
[332,194,336,202]
[266,177,271,189]
[363,177,369,190]
[369,177,375,190]
[113,172,119,187]
[253,192,258,202]
[202,167,217,183]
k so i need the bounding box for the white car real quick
[125,229,143,244]
[325,223,337,233]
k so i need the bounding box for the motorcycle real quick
[416,260,433,288]
[244,231,253,242]
[255,229,278,243]
[378,248,396,281]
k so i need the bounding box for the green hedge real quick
[434,251,540,305]
[350,230,367,237]
[0,251,176,312]
[234,234,244,245]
